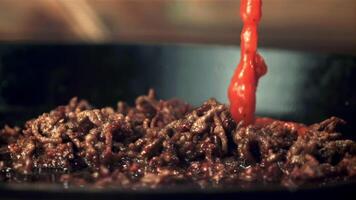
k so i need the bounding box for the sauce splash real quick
[228,0,267,125]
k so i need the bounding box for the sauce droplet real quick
[228,0,267,125]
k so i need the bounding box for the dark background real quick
[0,44,355,137]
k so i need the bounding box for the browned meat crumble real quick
[0,90,355,189]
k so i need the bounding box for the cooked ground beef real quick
[0,90,355,189]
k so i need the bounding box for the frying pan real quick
[0,43,355,199]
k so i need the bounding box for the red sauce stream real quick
[228,0,267,125]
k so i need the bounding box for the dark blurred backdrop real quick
[0,44,355,137]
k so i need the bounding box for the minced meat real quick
[0,90,355,189]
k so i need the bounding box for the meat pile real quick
[0,90,355,189]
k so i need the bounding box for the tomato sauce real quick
[228,0,267,125]
[255,117,308,135]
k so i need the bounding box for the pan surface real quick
[0,180,355,200]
